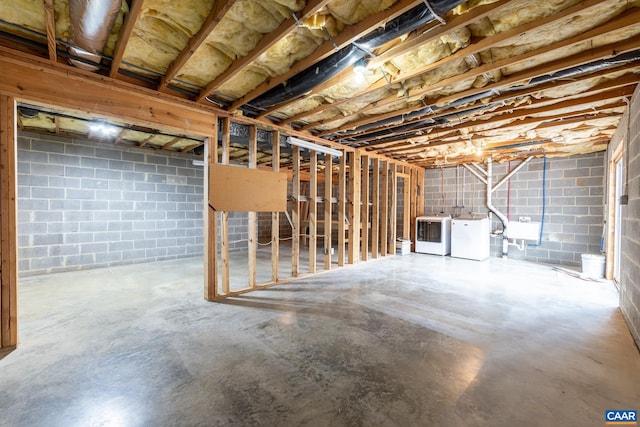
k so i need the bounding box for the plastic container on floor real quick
[581,254,605,279]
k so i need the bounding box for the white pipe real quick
[492,157,533,193]
[462,163,487,185]
[486,158,509,257]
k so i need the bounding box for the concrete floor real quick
[1,254,639,427]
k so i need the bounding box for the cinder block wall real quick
[17,132,205,276]
[422,152,605,266]
[609,84,640,349]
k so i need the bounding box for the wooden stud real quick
[380,161,389,257]
[361,155,370,262]
[417,168,425,217]
[338,153,346,266]
[309,151,317,273]
[272,131,280,283]
[204,130,218,301]
[371,158,380,259]
[43,0,57,64]
[348,151,361,264]
[248,125,257,289]
[110,0,144,78]
[292,146,300,277]
[410,168,419,251]
[389,164,397,255]
[0,94,17,349]
[324,155,333,270]
[403,171,411,240]
[220,117,230,295]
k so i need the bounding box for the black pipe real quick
[248,0,466,111]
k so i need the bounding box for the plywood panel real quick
[210,164,287,212]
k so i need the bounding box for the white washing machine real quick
[415,215,451,255]
[451,215,490,261]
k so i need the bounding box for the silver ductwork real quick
[68,0,122,70]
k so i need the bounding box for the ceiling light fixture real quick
[89,121,118,136]
[353,58,368,74]
[287,136,343,157]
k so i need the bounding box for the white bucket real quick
[581,254,605,279]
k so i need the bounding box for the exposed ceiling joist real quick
[43,0,56,64]
[197,0,332,102]
[109,0,144,79]
[228,0,426,111]
[159,0,239,91]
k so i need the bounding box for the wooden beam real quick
[229,0,425,111]
[380,161,389,257]
[402,171,410,240]
[138,134,154,148]
[338,153,346,266]
[324,154,333,270]
[248,125,257,289]
[292,146,300,277]
[361,155,370,262]
[220,117,230,295]
[160,0,238,91]
[272,130,280,282]
[309,150,317,273]
[371,158,380,259]
[348,151,361,264]
[110,0,144,78]
[289,0,513,125]
[389,164,397,254]
[162,137,182,149]
[205,130,218,301]
[0,94,17,349]
[43,0,57,64]
[198,0,331,101]
[323,17,640,136]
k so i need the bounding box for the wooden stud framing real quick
[371,158,380,259]
[0,94,17,349]
[389,164,398,255]
[292,146,300,277]
[220,117,230,295]
[309,151,317,273]
[338,153,347,266]
[348,151,361,264]
[380,161,389,257]
[361,155,370,262]
[410,168,419,251]
[43,0,57,64]
[204,130,219,301]
[324,155,333,270]
[248,125,257,289]
[402,172,411,240]
[109,0,144,78]
[272,131,280,282]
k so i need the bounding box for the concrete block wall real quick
[423,152,605,266]
[610,84,640,349]
[17,132,205,276]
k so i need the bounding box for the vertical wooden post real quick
[417,168,425,216]
[380,161,389,257]
[389,164,397,255]
[348,151,361,264]
[204,127,219,301]
[338,153,346,266]
[292,146,300,277]
[309,151,317,273]
[0,94,17,349]
[410,167,419,251]
[324,155,333,270]
[272,131,280,283]
[248,125,257,289]
[403,170,410,240]
[361,155,370,262]
[220,117,230,294]
[371,158,380,259]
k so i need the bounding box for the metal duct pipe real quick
[249,0,466,110]
[486,158,509,257]
[68,0,122,71]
